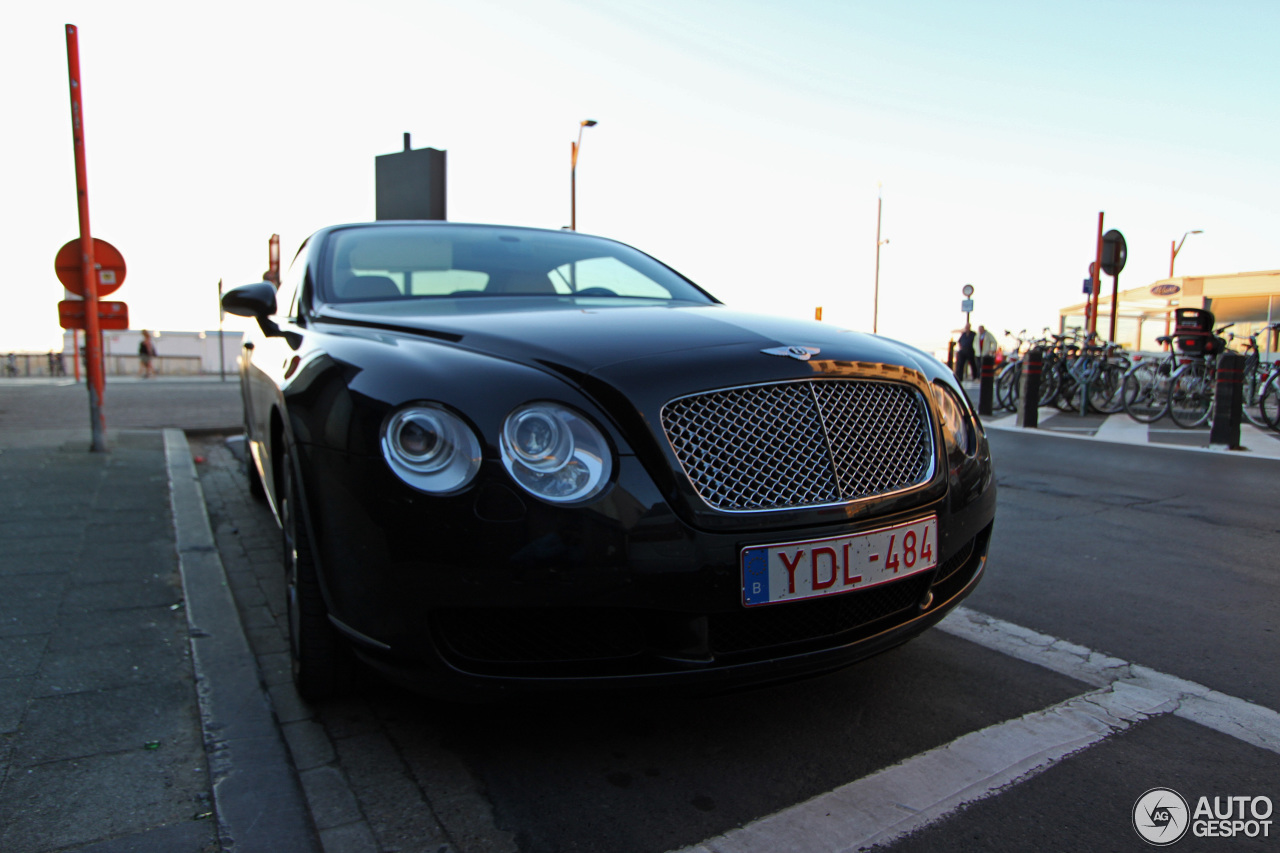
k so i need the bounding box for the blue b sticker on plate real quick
[742,547,770,606]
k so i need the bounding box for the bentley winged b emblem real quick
[762,345,821,361]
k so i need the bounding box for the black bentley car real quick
[223,222,995,700]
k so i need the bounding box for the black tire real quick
[1123,362,1168,423]
[1054,371,1078,411]
[246,442,267,501]
[1241,364,1269,429]
[1090,362,1127,415]
[996,362,1020,412]
[280,443,355,701]
[1260,375,1280,431]
[1037,361,1060,408]
[1168,362,1213,429]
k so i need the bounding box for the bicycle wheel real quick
[1241,364,1269,428]
[1168,362,1213,428]
[996,362,1020,411]
[1122,362,1167,423]
[1260,374,1280,431]
[1090,362,1127,415]
[1037,359,1060,408]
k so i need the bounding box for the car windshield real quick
[320,224,714,306]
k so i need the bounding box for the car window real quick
[320,225,714,306]
[551,257,672,298]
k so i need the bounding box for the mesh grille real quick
[662,380,934,511]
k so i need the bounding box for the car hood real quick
[317,301,940,387]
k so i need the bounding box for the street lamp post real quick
[1169,229,1203,278]
[570,119,597,231]
[873,184,889,334]
[1166,229,1203,335]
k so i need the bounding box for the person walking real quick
[954,323,976,382]
[138,330,157,379]
[977,325,999,363]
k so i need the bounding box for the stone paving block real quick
[0,634,49,679]
[33,639,190,698]
[84,522,172,544]
[62,577,184,612]
[300,765,365,830]
[318,820,380,853]
[16,680,202,764]
[0,675,33,733]
[268,680,314,725]
[283,718,338,771]
[0,747,209,853]
[240,603,279,630]
[72,556,177,583]
[62,818,217,853]
[258,651,292,686]
[46,604,179,652]
[230,582,268,609]
[0,519,86,540]
[246,625,291,656]
[0,553,73,576]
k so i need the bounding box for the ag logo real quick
[1134,788,1190,845]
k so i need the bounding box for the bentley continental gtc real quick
[221,222,996,700]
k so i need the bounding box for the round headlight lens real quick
[500,403,612,503]
[506,409,573,472]
[931,382,977,457]
[381,404,481,493]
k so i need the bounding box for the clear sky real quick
[4,0,1277,357]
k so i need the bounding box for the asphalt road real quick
[194,428,1280,853]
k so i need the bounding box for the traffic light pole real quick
[66,24,106,452]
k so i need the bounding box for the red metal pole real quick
[66,23,106,451]
[1090,212,1104,337]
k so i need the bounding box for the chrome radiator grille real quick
[660,380,935,511]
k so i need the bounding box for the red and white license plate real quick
[741,516,938,607]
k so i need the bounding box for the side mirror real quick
[222,281,278,318]
[222,281,297,344]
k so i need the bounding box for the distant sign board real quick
[55,237,126,296]
[1150,283,1181,296]
[961,299,974,313]
[1083,278,1093,295]
[58,299,129,331]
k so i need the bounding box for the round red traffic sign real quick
[55,237,126,296]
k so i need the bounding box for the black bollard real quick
[978,355,995,416]
[1210,352,1244,448]
[1016,348,1042,429]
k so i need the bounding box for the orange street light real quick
[570,119,598,231]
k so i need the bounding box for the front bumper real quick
[298,443,995,698]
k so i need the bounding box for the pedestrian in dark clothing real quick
[954,323,977,382]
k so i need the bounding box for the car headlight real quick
[381,404,482,493]
[501,402,613,503]
[931,382,977,458]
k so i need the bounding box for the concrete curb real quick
[165,429,322,853]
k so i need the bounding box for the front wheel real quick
[996,362,1021,411]
[1168,362,1214,428]
[1090,362,1127,415]
[1260,375,1280,431]
[281,443,355,701]
[1242,366,1270,429]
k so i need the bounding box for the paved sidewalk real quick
[0,431,217,852]
[959,380,1280,460]
[0,379,317,852]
